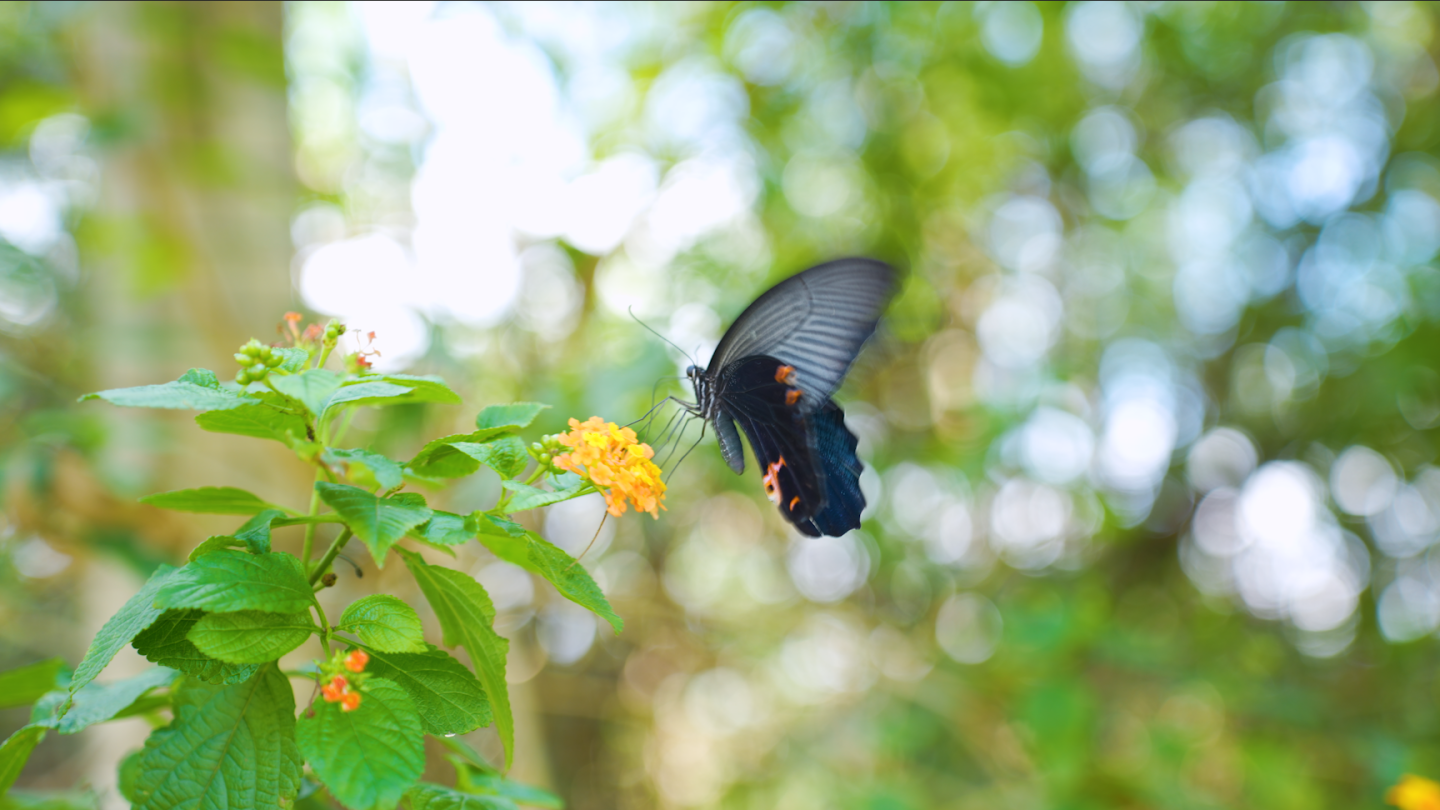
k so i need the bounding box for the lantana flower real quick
[1389,775,1440,810]
[552,416,666,518]
[317,648,371,712]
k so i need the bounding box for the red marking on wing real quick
[774,364,796,385]
[785,389,802,406]
[762,456,786,505]
[789,496,800,510]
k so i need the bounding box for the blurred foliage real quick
[4,1,1440,809]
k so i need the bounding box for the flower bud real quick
[320,572,337,587]
[266,353,285,368]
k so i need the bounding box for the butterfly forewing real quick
[706,258,895,414]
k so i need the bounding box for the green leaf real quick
[406,434,487,479]
[234,509,287,554]
[316,483,433,567]
[452,436,529,479]
[0,726,45,796]
[297,677,423,810]
[399,550,514,768]
[338,595,426,653]
[272,346,310,373]
[32,668,176,734]
[435,736,494,773]
[361,645,491,737]
[270,369,342,417]
[323,448,405,491]
[80,370,257,411]
[468,774,562,809]
[321,381,414,416]
[476,403,549,431]
[478,515,526,538]
[187,536,243,561]
[132,667,302,810]
[500,480,589,512]
[406,784,517,810]
[132,610,260,685]
[139,486,282,515]
[413,511,478,546]
[154,550,314,614]
[195,402,308,443]
[188,611,315,664]
[350,375,462,405]
[0,660,64,710]
[478,531,621,634]
[69,565,177,696]
[117,750,142,804]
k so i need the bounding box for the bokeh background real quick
[3,1,1440,808]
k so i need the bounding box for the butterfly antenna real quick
[628,306,697,366]
[564,511,608,571]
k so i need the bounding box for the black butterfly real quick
[684,258,896,537]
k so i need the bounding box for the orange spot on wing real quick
[762,456,786,505]
[774,364,796,385]
[789,496,800,510]
[785,389,802,406]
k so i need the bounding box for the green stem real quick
[312,600,332,657]
[328,407,358,447]
[300,474,323,568]
[308,528,353,586]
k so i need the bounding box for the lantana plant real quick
[0,315,659,810]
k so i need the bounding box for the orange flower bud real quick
[345,650,369,673]
[340,691,362,712]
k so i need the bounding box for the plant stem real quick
[312,600,332,657]
[308,528,353,586]
[300,474,323,568]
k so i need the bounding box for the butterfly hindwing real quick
[717,355,844,535]
[799,401,865,537]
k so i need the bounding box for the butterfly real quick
[684,258,896,537]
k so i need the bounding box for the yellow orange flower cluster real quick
[553,416,666,518]
[1390,775,1440,810]
[319,649,369,712]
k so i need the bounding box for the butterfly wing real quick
[706,258,895,415]
[716,355,865,537]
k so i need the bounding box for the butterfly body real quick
[686,258,895,537]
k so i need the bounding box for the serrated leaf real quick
[399,550,513,768]
[406,784,517,810]
[80,370,257,411]
[117,750,142,804]
[0,660,64,710]
[338,596,426,653]
[478,515,525,538]
[272,346,310,373]
[270,369,342,417]
[468,774,562,809]
[362,645,491,736]
[32,668,176,734]
[0,726,45,796]
[188,611,315,664]
[321,382,414,417]
[139,486,282,515]
[476,403,549,431]
[478,531,621,634]
[316,483,432,567]
[406,434,487,479]
[297,677,423,810]
[69,566,177,696]
[500,480,589,512]
[451,436,529,479]
[154,550,313,614]
[132,667,301,810]
[234,509,287,554]
[413,511,478,547]
[187,536,243,561]
[323,448,404,491]
[132,610,260,685]
[195,402,308,443]
[349,375,461,405]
